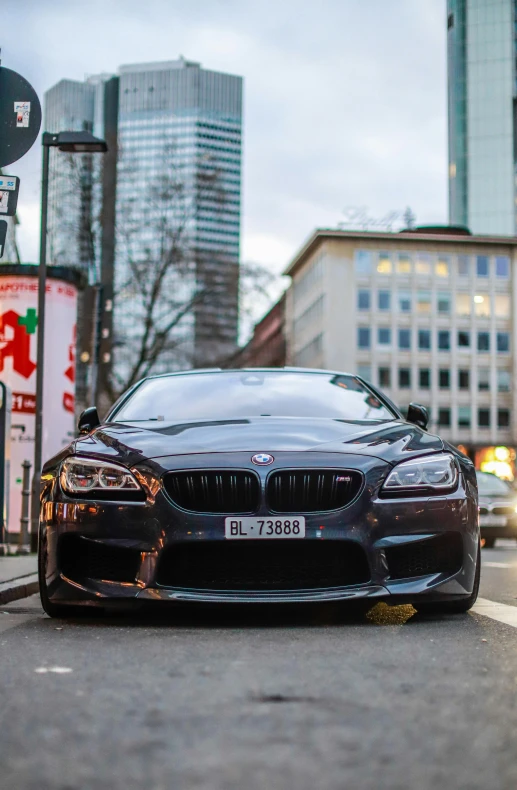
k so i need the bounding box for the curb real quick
[0,573,39,605]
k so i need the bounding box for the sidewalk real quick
[0,554,38,605]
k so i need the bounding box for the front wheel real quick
[413,542,480,615]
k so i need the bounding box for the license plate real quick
[225,516,306,539]
[479,515,507,527]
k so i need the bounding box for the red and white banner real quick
[0,274,78,532]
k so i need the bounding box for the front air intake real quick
[266,470,363,513]
[163,470,260,513]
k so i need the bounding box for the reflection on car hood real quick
[72,417,444,467]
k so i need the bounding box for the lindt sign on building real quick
[0,265,81,532]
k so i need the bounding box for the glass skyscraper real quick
[44,58,242,399]
[448,0,516,234]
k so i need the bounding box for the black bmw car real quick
[38,368,480,618]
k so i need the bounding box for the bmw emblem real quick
[252,453,274,466]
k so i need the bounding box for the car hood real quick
[71,417,444,467]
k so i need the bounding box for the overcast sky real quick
[4,0,447,279]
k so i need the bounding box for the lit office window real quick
[378,290,391,310]
[437,292,451,313]
[474,294,490,317]
[497,370,511,392]
[478,368,490,391]
[419,368,431,389]
[438,331,450,350]
[398,290,411,312]
[498,409,510,428]
[456,293,470,316]
[457,255,470,277]
[378,367,391,388]
[399,368,411,388]
[397,254,412,274]
[436,257,449,278]
[458,406,471,428]
[478,409,490,428]
[377,252,392,274]
[497,332,510,352]
[415,253,431,275]
[494,294,510,317]
[357,365,371,381]
[495,256,509,278]
[477,332,490,352]
[476,256,489,277]
[398,329,411,350]
[458,369,469,390]
[439,369,450,389]
[378,328,391,346]
[357,290,370,310]
[417,291,431,313]
[355,250,372,275]
[438,408,451,427]
[458,330,470,348]
[357,327,371,348]
[418,330,431,350]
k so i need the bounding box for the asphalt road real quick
[1,543,517,790]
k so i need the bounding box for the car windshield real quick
[112,371,397,423]
[476,472,513,497]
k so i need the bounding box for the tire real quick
[483,537,496,549]
[413,541,481,615]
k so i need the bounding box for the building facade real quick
[447,0,516,234]
[285,228,517,476]
[44,58,242,402]
[223,295,286,368]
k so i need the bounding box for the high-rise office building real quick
[44,58,242,403]
[447,0,516,234]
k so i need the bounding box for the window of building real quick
[477,332,490,352]
[458,406,471,428]
[478,409,490,428]
[439,369,450,389]
[458,369,470,390]
[495,256,509,278]
[478,368,490,391]
[456,293,471,316]
[398,290,411,312]
[495,294,510,317]
[357,290,370,310]
[398,329,411,350]
[497,370,511,392]
[418,329,431,350]
[377,252,392,274]
[417,291,431,313]
[438,331,450,351]
[419,368,431,389]
[498,409,510,428]
[436,257,449,278]
[357,327,370,348]
[476,256,489,277]
[437,292,451,313]
[458,330,470,348]
[474,294,490,317]
[378,367,391,388]
[378,290,391,310]
[497,332,510,352]
[357,365,371,381]
[397,254,412,274]
[438,408,451,427]
[457,255,470,277]
[355,250,372,275]
[415,253,431,275]
[378,327,391,346]
[399,368,411,388]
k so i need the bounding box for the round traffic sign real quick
[0,67,42,167]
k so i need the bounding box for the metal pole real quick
[18,460,31,555]
[30,141,49,551]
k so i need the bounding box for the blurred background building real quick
[283,226,517,478]
[447,0,516,234]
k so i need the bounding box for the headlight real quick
[382,453,458,493]
[60,457,142,496]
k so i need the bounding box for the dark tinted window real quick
[114,372,397,422]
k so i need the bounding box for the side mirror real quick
[78,406,101,435]
[406,402,429,430]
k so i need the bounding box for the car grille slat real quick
[156,540,371,590]
[266,470,363,513]
[163,470,260,514]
